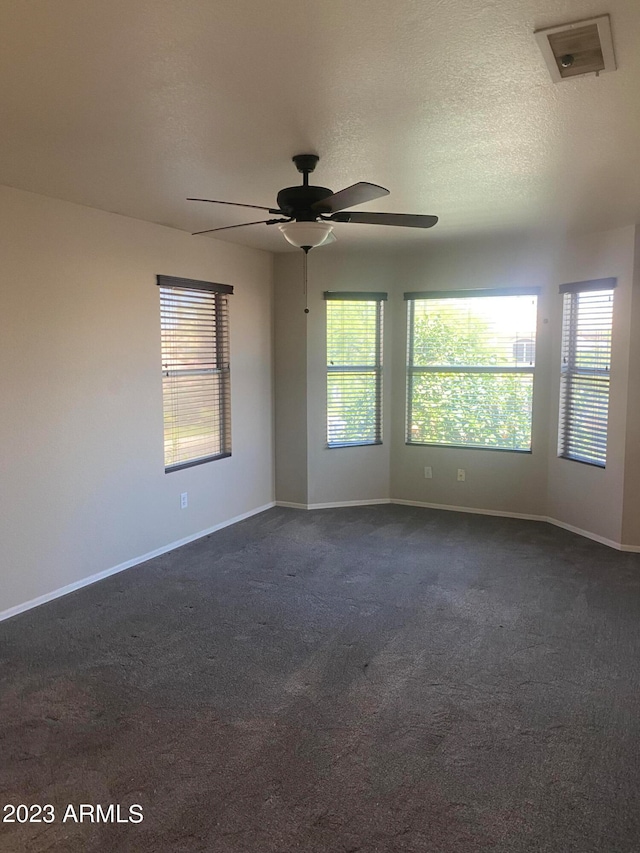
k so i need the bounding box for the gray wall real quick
[621,227,640,544]
[274,225,640,548]
[274,254,308,506]
[1,185,275,617]
[274,251,393,507]
[546,226,636,544]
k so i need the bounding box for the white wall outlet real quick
[457,469,466,482]
[180,492,188,509]
[424,466,432,479]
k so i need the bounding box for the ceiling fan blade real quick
[192,218,288,236]
[311,182,389,214]
[329,211,438,228]
[188,198,283,214]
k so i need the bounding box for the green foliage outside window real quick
[326,298,383,447]
[407,296,537,451]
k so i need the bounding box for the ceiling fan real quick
[188,154,438,250]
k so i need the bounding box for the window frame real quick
[157,275,233,473]
[405,288,539,452]
[324,291,386,449]
[557,278,616,468]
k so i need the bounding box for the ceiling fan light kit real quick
[278,221,334,250]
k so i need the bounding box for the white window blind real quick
[157,275,232,472]
[405,289,538,451]
[324,292,386,448]
[558,279,616,467]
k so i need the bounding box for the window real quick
[405,288,538,451]
[157,275,232,471]
[558,278,616,467]
[324,291,386,447]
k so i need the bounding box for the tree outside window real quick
[406,290,538,451]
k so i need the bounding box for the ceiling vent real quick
[535,15,616,82]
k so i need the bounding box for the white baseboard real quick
[308,498,391,510]
[277,496,640,553]
[0,502,275,624]
[393,499,640,552]
[391,498,543,522]
[279,496,540,520]
[276,498,391,510]
[4,496,638,624]
[542,516,640,552]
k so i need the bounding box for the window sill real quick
[406,442,532,454]
[558,453,605,469]
[327,441,383,450]
[165,451,232,472]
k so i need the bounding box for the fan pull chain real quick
[303,247,310,314]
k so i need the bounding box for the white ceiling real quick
[1,0,639,253]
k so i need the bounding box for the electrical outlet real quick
[424,466,432,479]
[180,492,188,509]
[457,469,466,482]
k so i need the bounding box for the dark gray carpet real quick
[2,505,640,852]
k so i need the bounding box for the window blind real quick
[324,292,386,448]
[405,290,538,451]
[558,280,615,467]
[157,275,232,471]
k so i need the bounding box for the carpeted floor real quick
[1,505,640,852]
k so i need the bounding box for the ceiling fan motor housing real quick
[276,185,334,220]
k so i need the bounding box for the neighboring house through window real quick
[157,275,232,471]
[324,291,386,447]
[558,278,616,467]
[405,288,539,451]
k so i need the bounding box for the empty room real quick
[2,1,640,851]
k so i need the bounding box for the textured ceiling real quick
[1,0,639,252]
